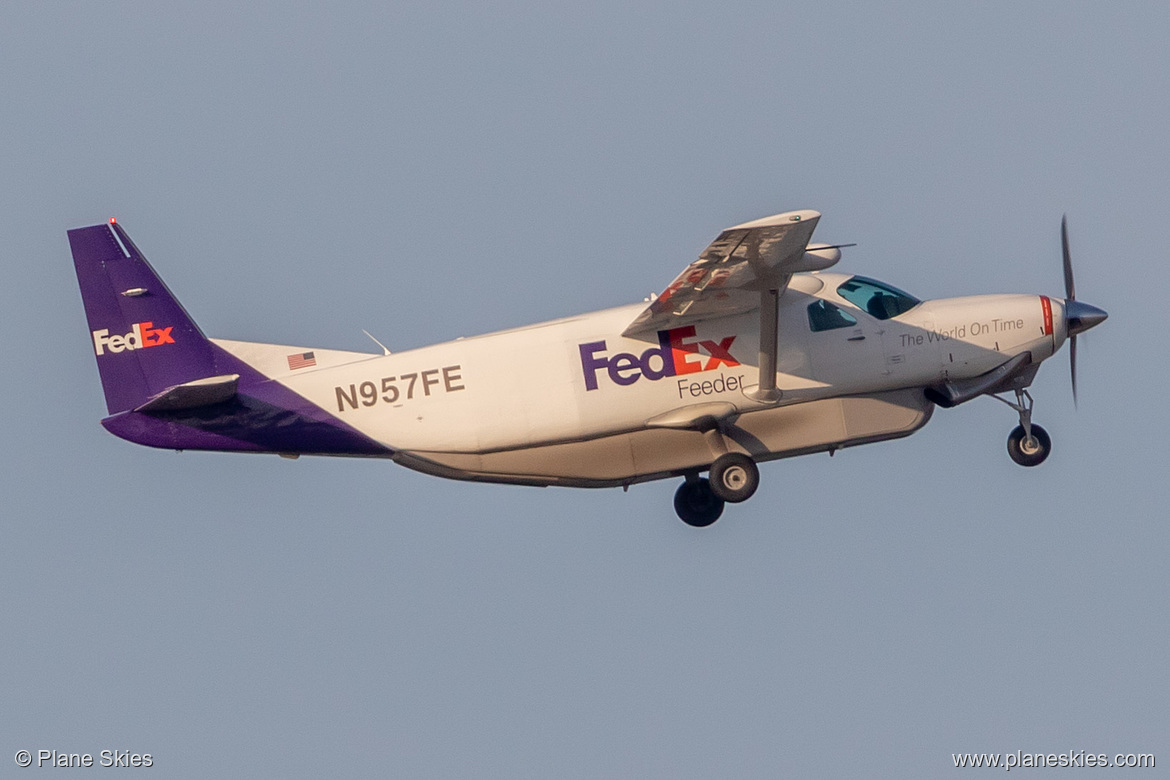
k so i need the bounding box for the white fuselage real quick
[213,272,1065,487]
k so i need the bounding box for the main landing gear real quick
[993,389,1052,467]
[673,453,761,527]
[674,478,723,527]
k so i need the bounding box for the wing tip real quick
[727,209,820,231]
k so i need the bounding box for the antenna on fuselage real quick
[362,329,392,356]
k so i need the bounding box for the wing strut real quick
[754,287,781,403]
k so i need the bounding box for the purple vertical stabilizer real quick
[69,221,217,414]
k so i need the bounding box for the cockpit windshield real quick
[836,276,920,320]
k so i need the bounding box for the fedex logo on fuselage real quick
[92,322,175,356]
[579,325,738,391]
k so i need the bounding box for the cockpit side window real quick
[807,300,858,332]
[836,276,920,320]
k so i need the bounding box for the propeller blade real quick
[1059,216,1106,407]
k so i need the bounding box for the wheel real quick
[708,453,760,503]
[673,478,725,527]
[1007,424,1051,467]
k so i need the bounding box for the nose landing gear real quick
[993,388,1052,467]
[1007,423,1051,466]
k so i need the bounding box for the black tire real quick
[1007,424,1051,467]
[708,453,760,503]
[673,479,725,527]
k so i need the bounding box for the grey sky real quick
[2,2,1166,777]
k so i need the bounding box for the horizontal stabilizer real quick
[134,374,239,412]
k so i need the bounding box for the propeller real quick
[1059,215,1108,406]
[1062,215,1077,405]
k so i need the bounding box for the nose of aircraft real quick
[1065,300,1108,337]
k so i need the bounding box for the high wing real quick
[622,209,837,337]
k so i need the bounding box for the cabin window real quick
[807,300,858,332]
[836,276,920,319]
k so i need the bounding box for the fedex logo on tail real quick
[579,326,738,391]
[92,322,175,356]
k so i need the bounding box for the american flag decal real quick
[287,351,317,370]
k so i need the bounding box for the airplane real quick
[69,210,1107,526]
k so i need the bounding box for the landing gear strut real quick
[993,389,1052,467]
